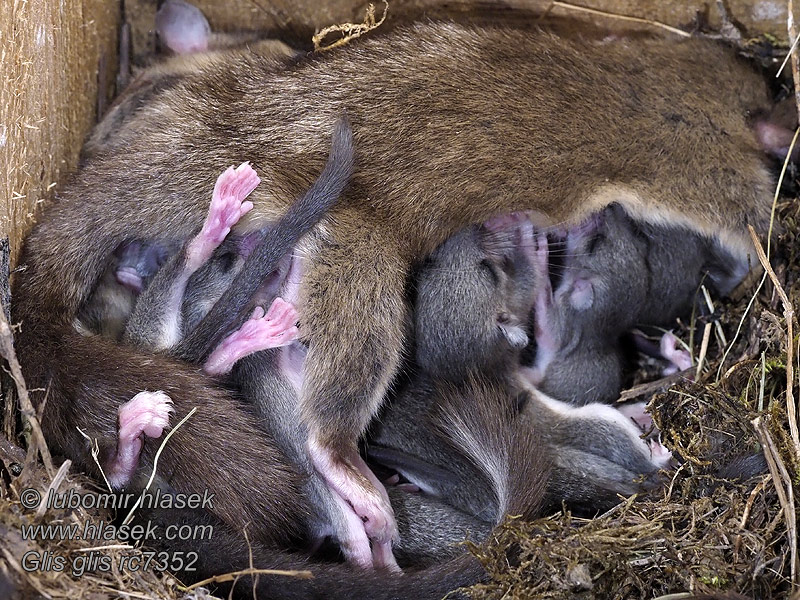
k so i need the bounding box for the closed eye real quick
[480,259,500,285]
[501,255,515,276]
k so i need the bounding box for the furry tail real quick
[177,115,354,361]
[122,373,541,600]
[432,374,549,521]
[9,115,353,545]
[9,302,308,546]
[140,508,483,600]
[252,552,482,600]
[235,373,545,599]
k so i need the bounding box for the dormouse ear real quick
[498,321,529,349]
[754,98,800,161]
[569,277,595,311]
[155,0,211,55]
[478,212,530,260]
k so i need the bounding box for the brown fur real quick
[83,38,299,161]
[122,339,547,599]
[14,322,309,546]
[14,23,775,543]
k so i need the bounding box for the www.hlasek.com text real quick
[21,515,213,543]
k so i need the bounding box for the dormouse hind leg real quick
[659,331,693,375]
[300,224,408,570]
[204,298,299,375]
[106,391,174,489]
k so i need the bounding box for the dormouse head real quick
[414,212,541,378]
[113,239,174,293]
[476,212,540,350]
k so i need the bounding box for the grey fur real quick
[414,215,538,381]
[13,21,776,579]
[371,376,667,517]
[529,203,749,405]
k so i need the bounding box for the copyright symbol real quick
[19,488,41,510]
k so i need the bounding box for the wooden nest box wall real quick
[0,0,793,269]
[0,1,120,268]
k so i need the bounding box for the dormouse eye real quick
[218,251,239,272]
[497,311,510,324]
[501,254,514,275]
[480,259,500,285]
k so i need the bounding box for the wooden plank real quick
[125,0,796,64]
[0,0,120,265]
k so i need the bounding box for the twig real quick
[313,1,388,52]
[618,371,686,402]
[717,271,768,382]
[789,0,800,127]
[701,284,727,347]
[72,544,133,552]
[243,525,257,599]
[761,351,768,412]
[736,475,770,554]
[183,567,314,591]
[34,458,71,519]
[122,406,196,526]
[695,322,712,381]
[748,225,800,464]
[549,1,691,37]
[0,305,53,478]
[752,416,798,590]
[778,27,800,77]
[76,427,113,493]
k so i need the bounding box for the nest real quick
[3,193,798,600]
[1,6,800,600]
[0,444,188,599]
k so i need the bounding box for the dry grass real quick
[312,1,388,52]
[0,440,187,599]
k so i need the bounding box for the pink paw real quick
[617,401,653,432]
[372,539,400,572]
[647,437,674,469]
[345,483,396,543]
[107,391,174,488]
[119,390,174,439]
[308,437,399,569]
[187,162,259,268]
[204,297,299,375]
[660,332,692,375]
[330,493,374,569]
